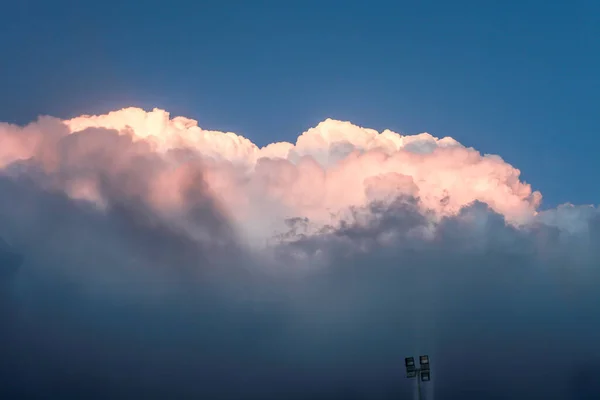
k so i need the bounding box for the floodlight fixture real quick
[419,355,430,371]
[405,357,416,377]
[405,354,432,400]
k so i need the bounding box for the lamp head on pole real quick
[404,355,432,381]
[405,357,417,378]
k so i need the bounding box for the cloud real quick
[59,108,545,233]
[0,108,599,399]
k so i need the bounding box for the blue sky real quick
[1,0,599,208]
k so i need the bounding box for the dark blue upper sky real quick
[1,0,599,208]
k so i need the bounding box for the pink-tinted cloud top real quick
[0,107,562,243]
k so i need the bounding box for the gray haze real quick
[1,127,600,399]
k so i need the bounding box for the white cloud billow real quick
[4,107,585,247]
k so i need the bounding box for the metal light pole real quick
[405,355,431,400]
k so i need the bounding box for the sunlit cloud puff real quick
[0,107,595,246]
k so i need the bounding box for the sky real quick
[2,0,600,207]
[1,1,600,399]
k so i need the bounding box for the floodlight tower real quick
[405,355,431,400]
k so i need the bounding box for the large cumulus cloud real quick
[1,108,599,399]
